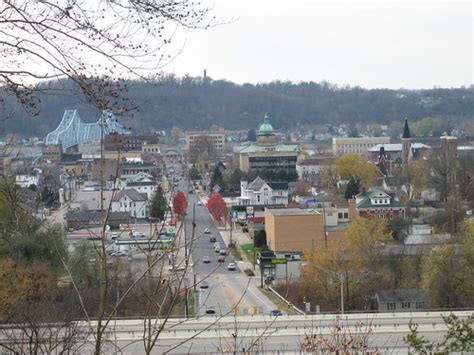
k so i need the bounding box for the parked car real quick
[219,249,227,256]
[209,236,216,242]
[197,201,203,206]
[227,263,236,271]
[204,228,210,234]
[218,255,226,263]
[205,306,216,314]
[110,251,126,257]
[200,281,209,289]
[203,256,211,263]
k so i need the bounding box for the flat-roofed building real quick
[332,137,390,156]
[186,131,225,152]
[265,208,325,253]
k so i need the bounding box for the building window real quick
[257,195,260,203]
[344,212,348,219]
[416,302,424,309]
[402,302,411,309]
[338,212,343,219]
[386,302,396,310]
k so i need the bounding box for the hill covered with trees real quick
[1,75,472,137]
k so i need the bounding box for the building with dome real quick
[233,115,305,172]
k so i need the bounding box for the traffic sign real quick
[271,258,287,264]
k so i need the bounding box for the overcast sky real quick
[166,0,473,89]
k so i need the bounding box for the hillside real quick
[1,75,472,137]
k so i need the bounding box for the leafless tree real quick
[0,0,213,116]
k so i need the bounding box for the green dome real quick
[257,115,274,136]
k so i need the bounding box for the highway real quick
[4,311,466,354]
[104,311,474,353]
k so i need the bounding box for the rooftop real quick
[376,289,423,303]
[234,143,300,154]
[113,189,148,201]
[266,208,321,216]
[369,143,431,152]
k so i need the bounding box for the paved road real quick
[17,310,467,354]
[181,182,276,317]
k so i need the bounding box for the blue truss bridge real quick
[45,109,130,149]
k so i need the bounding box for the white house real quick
[239,176,288,206]
[15,170,41,188]
[121,172,158,200]
[112,189,149,219]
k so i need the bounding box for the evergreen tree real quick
[150,186,168,220]
[344,178,360,199]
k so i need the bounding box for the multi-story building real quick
[332,137,390,156]
[234,116,305,172]
[239,176,288,206]
[265,208,325,253]
[42,144,62,163]
[105,132,160,160]
[186,131,225,153]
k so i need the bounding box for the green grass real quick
[258,287,300,315]
[241,243,261,264]
[229,245,242,261]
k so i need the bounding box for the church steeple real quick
[402,117,411,139]
[402,117,411,176]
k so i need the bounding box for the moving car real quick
[214,245,221,252]
[219,249,227,256]
[203,256,211,263]
[227,262,236,271]
[270,309,283,317]
[218,255,226,263]
[197,201,203,206]
[204,228,211,234]
[205,306,216,315]
[200,281,209,289]
[209,236,216,243]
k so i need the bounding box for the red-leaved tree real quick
[207,193,228,225]
[172,192,188,218]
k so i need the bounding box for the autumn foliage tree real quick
[335,154,377,190]
[172,191,188,218]
[207,193,228,225]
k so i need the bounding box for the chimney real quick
[348,198,358,221]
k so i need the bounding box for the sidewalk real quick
[219,227,260,275]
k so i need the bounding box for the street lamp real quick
[312,263,345,314]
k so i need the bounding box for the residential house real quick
[239,176,289,206]
[122,172,158,199]
[296,157,333,181]
[15,169,41,188]
[112,189,149,219]
[352,188,406,219]
[373,289,424,312]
